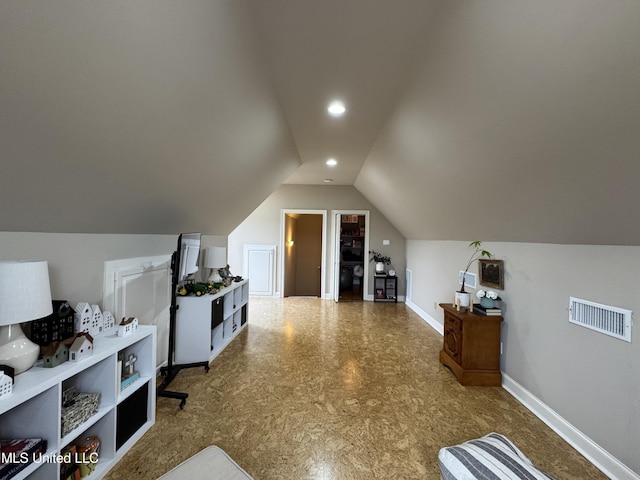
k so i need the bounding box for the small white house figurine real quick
[0,372,12,398]
[90,305,104,336]
[68,332,94,362]
[102,311,116,332]
[117,317,139,337]
[74,302,92,333]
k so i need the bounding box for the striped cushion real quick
[438,433,555,480]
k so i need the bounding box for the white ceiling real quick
[1,0,639,244]
[247,0,441,185]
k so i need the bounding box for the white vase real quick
[455,291,471,308]
[375,262,385,273]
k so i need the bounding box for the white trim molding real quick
[502,374,639,480]
[405,300,444,335]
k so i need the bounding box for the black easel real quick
[156,250,209,409]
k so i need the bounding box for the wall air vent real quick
[569,297,632,342]
[459,271,477,290]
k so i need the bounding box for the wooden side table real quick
[439,303,503,386]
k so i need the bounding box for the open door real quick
[280,210,327,298]
[333,210,370,302]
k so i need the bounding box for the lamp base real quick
[0,324,40,375]
[207,270,223,284]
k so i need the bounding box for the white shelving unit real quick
[175,279,249,365]
[0,326,156,480]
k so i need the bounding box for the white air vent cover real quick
[459,271,477,289]
[569,297,632,342]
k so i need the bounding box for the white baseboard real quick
[406,301,637,479]
[502,374,638,480]
[405,300,444,335]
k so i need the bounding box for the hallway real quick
[108,297,605,479]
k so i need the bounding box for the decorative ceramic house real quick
[102,311,116,332]
[41,341,70,368]
[0,372,12,398]
[68,333,94,362]
[117,317,139,337]
[74,302,92,333]
[90,305,103,336]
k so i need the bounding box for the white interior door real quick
[332,210,370,302]
[243,244,275,296]
[333,213,342,302]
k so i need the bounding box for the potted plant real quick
[456,241,492,307]
[369,250,391,274]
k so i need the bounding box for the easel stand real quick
[157,251,209,409]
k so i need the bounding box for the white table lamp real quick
[205,247,227,283]
[0,260,53,374]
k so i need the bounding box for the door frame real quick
[279,209,328,298]
[332,210,370,302]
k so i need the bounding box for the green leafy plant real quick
[369,250,391,265]
[459,241,492,293]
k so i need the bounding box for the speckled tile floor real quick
[105,297,607,480]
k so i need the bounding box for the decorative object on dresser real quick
[0,260,53,375]
[455,241,492,309]
[479,258,504,289]
[439,303,503,386]
[473,303,502,316]
[475,289,500,309]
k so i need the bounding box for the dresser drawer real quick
[443,311,461,332]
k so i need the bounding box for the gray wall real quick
[0,231,226,368]
[229,184,406,298]
[0,232,226,304]
[406,240,640,474]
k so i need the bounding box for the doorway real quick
[280,210,327,298]
[333,210,370,302]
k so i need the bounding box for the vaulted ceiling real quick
[2,1,639,244]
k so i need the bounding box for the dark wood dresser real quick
[439,303,503,386]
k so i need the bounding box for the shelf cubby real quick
[175,279,249,365]
[0,326,156,480]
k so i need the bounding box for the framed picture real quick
[479,259,504,290]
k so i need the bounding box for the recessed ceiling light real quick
[327,101,346,117]
[324,178,334,183]
[326,158,337,167]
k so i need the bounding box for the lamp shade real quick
[0,260,53,326]
[204,247,227,269]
